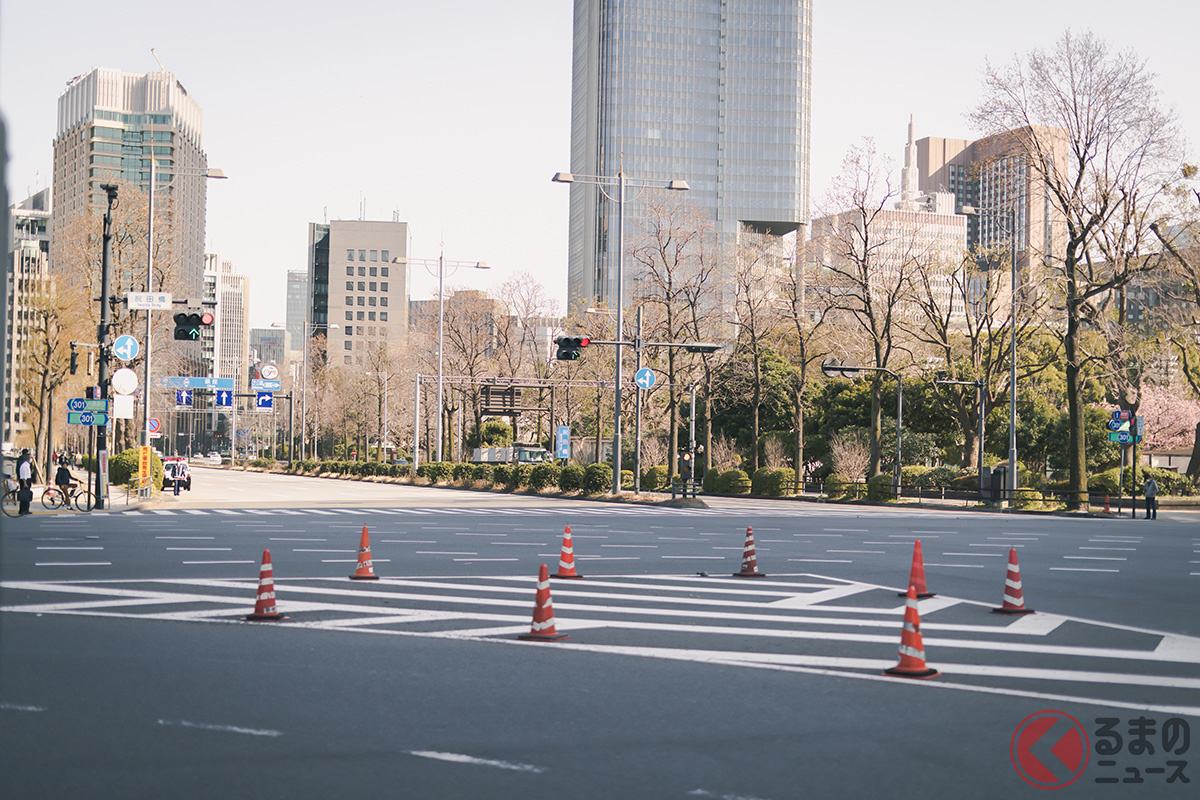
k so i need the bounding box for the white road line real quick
[416,551,477,555]
[155,536,216,540]
[182,561,256,565]
[270,538,327,542]
[925,563,986,569]
[1079,547,1136,551]
[157,719,282,737]
[36,546,103,550]
[941,552,1003,557]
[662,555,726,560]
[824,529,866,532]
[1063,556,1127,561]
[826,550,883,554]
[292,549,353,553]
[789,558,852,563]
[166,548,233,552]
[969,544,1022,548]
[0,703,46,712]
[492,542,546,546]
[321,559,392,563]
[1050,567,1120,573]
[406,750,545,774]
[602,544,658,549]
[454,558,519,563]
[34,562,112,567]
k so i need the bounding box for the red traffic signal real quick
[200,312,214,326]
[555,336,590,360]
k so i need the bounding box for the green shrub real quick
[417,461,452,483]
[507,464,531,489]
[471,464,494,483]
[1011,488,1046,510]
[529,463,561,491]
[492,465,512,487]
[394,464,410,478]
[867,473,896,501]
[900,465,929,484]
[763,468,796,497]
[452,463,474,483]
[582,463,613,494]
[558,463,584,492]
[702,468,721,493]
[1090,465,1194,496]
[621,469,634,489]
[109,448,164,492]
[718,469,750,494]
[826,473,858,499]
[642,465,668,491]
[750,467,774,495]
[251,458,274,469]
[915,466,962,488]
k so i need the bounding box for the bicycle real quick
[2,478,21,517]
[41,483,95,512]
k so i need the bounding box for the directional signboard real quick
[215,389,233,407]
[68,411,109,426]
[67,398,109,413]
[175,389,193,408]
[635,367,657,390]
[256,392,274,411]
[250,379,282,391]
[1109,431,1140,444]
[113,335,139,361]
[126,292,172,310]
[555,425,571,460]
[1111,409,1134,422]
[156,377,235,390]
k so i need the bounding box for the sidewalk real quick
[9,483,155,517]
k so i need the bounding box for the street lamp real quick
[552,170,690,494]
[394,252,489,462]
[140,158,227,452]
[822,358,904,496]
[962,204,1019,502]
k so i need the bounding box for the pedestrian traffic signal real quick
[680,450,694,480]
[555,336,591,361]
[173,310,212,341]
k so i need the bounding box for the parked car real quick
[162,457,192,491]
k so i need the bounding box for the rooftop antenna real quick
[151,48,168,72]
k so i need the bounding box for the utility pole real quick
[95,184,118,509]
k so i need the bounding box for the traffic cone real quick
[992,548,1035,615]
[245,549,288,622]
[518,564,569,641]
[883,585,940,679]
[898,539,935,598]
[553,525,583,579]
[350,525,380,580]
[1103,494,1111,514]
[733,526,766,577]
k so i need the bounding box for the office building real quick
[566,0,813,309]
[285,269,308,361]
[305,220,409,366]
[250,327,288,368]
[216,257,249,395]
[4,189,53,447]
[51,67,210,299]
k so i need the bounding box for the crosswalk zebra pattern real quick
[107,505,957,519]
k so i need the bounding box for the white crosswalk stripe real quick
[120,505,956,519]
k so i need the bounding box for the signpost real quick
[113,335,139,362]
[68,411,110,426]
[634,367,656,390]
[68,398,109,413]
[256,392,274,412]
[157,376,235,390]
[216,390,233,407]
[251,379,282,391]
[555,425,571,460]
[126,292,172,310]
[148,417,162,435]
[138,445,152,497]
[175,389,194,408]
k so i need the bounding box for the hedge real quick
[642,465,668,491]
[529,463,561,491]
[558,463,584,492]
[866,474,895,502]
[582,463,613,494]
[451,463,474,483]
[717,469,750,494]
[471,464,494,483]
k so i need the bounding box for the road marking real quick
[321,559,392,564]
[969,543,1022,548]
[36,546,103,550]
[824,529,865,532]
[602,544,658,549]
[788,558,852,563]
[34,562,112,567]
[182,561,256,565]
[166,548,233,552]
[416,551,477,555]
[406,750,545,774]
[493,542,546,546]
[270,538,328,542]
[925,562,987,568]
[453,558,519,563]
[662,556,727,560]
[0,703,46,712]
[156,536,216,540]
[1050,567,1120,573]
[292,549,353,553]
[1079,547,1136,551]
[826,550,883,554]
[157,719,282,737]
[1063,556,1127,561]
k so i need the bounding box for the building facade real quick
[4,189,53,447]
[285,269,308,362]
[306,220,409,366]
[567,0,813,309]
[51,67,210,299]
[216,257,249,395]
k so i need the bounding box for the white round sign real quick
[261,364,279,380]
[111,367,139,395]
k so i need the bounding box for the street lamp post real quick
[552,170,690,493]
[140,158,226,450]
[394,252,489,462]
[822,359,904,496]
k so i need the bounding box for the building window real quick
[346,266,353,276]
[344,355,352,364]
[381,250,389,262]
[369,267,377,277]
[357,282,365,291]
[345,296,353,305]
[347,250,354,261]
[381,267,389,277]
[380,312,388,322]
[345,281,354,290]
[370,250,377,262]
[357,311,365,320]
[358,267,366,276]
[368,297,376,306]
[343,341,352,350]
[345,326,352,336]
[345,311,353,321]
[380,282,388,292]
[358,250,366,261]
[357,296,365,306]
[367,326,376,336]
[368,311,376,321]
[380,297,388,307]
[369,282,376,292]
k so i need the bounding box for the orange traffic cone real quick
[733,526,767,578]
[350,525,380,580]
[245,549,288,622]
[883,585,940,679]
[518,564,569,642]
[1103,494,1111,514]
[898,539,935,598]
[992,547,1035,615]
[553,525,583,579]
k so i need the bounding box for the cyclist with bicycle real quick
[54,456,75,499]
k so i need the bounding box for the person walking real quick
[1144,476,1158,520]
[17,449,34,516]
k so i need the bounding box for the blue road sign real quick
[175,389,193,407]
[67,398,109,413]
[256,391,274,411]
[157,376,235,390]
[635,367,657,390]
[113,335,139,361]
[67,411,109,426]
[250,378,282,391]
[215,390,233,407]
[555,425,571,459]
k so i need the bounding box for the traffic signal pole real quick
[95,184,118,509]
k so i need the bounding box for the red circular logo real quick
[1011,710,1089,789]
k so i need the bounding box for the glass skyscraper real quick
[567,0,812,309]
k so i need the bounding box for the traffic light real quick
[555,336,590,361]
[173,310,214,341]
[680,450,694,481]
[70,347,79,375]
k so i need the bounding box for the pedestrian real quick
[55,456,75,501]
[1144,476,1158,520]
[17,449,34,516]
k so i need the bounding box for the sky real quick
[3,1,1199,331]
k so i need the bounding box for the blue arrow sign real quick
[112,335,139,361]
[635,367,657,390]
[175,389,193,407]
[215,390,233,407]
[68,411,109,426]
[256,391,274,411]
[250,379,282,391]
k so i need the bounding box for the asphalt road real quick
[2,470,1198,798]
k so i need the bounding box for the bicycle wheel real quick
[73,489,95,512]
[42,487,66,510]
[1,489,20,517]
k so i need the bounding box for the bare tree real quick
[829,429,871,482]
[971,29,1183,505]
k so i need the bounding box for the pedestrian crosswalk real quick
[113,504,951,519]
[4,571,1198,715]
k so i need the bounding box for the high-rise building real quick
[305,220,409,367]
[249,327,288,368]
[215,257,249,395]
[4,189,53,447]
[285,269,308,361]
[51,67,209,298]
[566,0,813,309]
